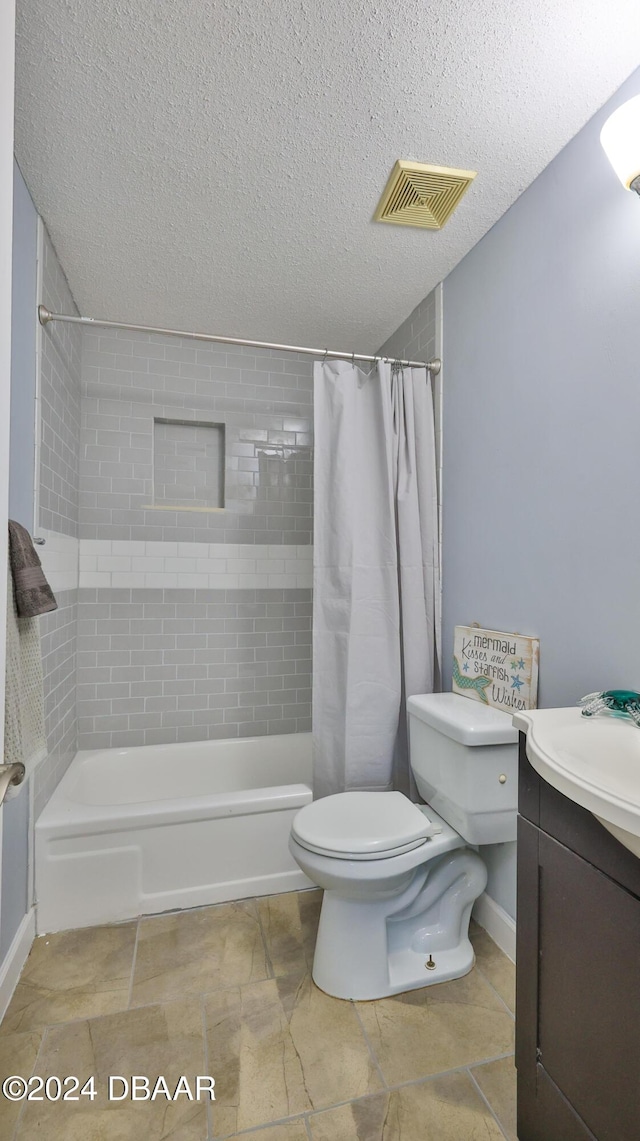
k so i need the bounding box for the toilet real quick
[289,691,518,1000]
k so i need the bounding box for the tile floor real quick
[0,890,517,1140]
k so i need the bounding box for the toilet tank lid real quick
[407,692,519,746]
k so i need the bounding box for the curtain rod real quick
[37,305,441,375]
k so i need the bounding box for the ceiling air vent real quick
[374,160,477,230]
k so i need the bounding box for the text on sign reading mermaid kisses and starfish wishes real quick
[452,625,539,713]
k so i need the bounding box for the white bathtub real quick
[35,733,313,934]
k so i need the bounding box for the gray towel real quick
[4,553,47,784]
[8,520,57,617]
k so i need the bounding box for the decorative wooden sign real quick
[452,625,539,713]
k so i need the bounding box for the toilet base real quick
[313,939,476,1000]
[310,847,487,1000]
[385,937,476,994]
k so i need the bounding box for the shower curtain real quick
[313,358,441,799]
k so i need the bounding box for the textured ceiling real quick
[14,1,640,351]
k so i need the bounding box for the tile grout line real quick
[251,895,276,980]
[212,1051,517,1140]
[363,1051,516,1100]
[201,996,215,1141]
[10,1024,51,1141]
[466,1064,512,1141]
[351,1001,388,1091]
[472,962,516,1021]
[215,1113,310,1140]
[126,917,141,1008]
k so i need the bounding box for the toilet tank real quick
[407,692,519,845]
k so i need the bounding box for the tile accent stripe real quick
[38,529,79,593]
[36,532,313,593]
[79,540,313,589]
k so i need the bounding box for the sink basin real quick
[513,707,640,859]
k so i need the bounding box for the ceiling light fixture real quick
[600,94,640,196]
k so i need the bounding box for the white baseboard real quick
[0,908,35,1021]
[473,891,516,963]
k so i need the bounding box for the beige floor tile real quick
[0,924,136,1035]
[309,1095,392,1141]
[258,888,322,976]
[14,998,208,1140]
[220,1121,309,1140]
[206,972,383,1134]
[471,1055,517,1141]
[130,900,268,1007]
[309,1072,506,1140]
[357,970,514,1086]
[0,1028,43,1139]
[469,922,516,1013]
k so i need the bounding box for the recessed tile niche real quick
[153,418,225,510]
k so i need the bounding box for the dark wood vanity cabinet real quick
[516,735,640,1141]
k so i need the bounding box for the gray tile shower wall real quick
[80,327,313,544]
[39,231,82,537]
[377,290,437,366]
[77,327,314,745]
[35,590,78,817]
[76,588,312,749]
[33,231,82,814]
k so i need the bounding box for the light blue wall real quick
[1,162,37,958]
[442,67,640,917]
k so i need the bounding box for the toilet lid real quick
[291,791,432,858]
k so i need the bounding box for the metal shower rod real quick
[37,306,441,375]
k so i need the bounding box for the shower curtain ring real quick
[322,348,328,364]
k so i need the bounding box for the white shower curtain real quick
[313,358,441,799]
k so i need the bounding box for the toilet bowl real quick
[289,692,518,1000]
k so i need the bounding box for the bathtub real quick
[35,733,313,934]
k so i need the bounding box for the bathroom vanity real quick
[515,730,640,1141]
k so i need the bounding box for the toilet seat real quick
[291,790,437,861]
